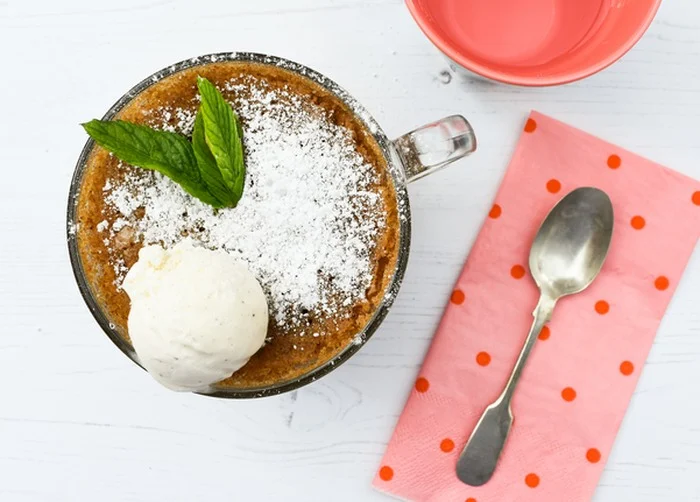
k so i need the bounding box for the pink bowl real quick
[406,0,662,86]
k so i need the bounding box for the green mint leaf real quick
[197,77,245,206]
[192,110,233,206]
[82,79,247,210]
[82,119,224,208]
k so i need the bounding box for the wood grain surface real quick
[0,0,698,500]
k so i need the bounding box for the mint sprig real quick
[192,109,231,205]
[82,77,246,209]
[197,76,245,200]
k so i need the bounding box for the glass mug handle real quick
[392,115,476,183]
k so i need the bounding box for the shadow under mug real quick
[67,52,477,398]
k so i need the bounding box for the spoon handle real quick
[501,295,555,404]
[456,295,555,486]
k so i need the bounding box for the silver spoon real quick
[456,186,614,487]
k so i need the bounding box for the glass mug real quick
[67,52,476,398]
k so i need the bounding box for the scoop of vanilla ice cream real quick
[122,239,268,392]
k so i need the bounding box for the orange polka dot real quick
[511,265,526,279]
[440,439,455,452]
[630,215,645,230]
[525,473,540,488]
[693,191,700,206]
[607,154,621,169]
[489,204,502,219]
[586,448,601,463]
[415,377,430,393]
[466,498,477,502]
[595,300,609,315]
[538,325,550,341]
[620,361,634,376]
[524,118,537,133]
[655,276,669,291]
[451,289,465,305]
[476,352,491,366]
[561,387,577,402]
[379,466,393,481]
[546,179,561,193]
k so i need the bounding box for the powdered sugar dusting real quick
[100,77,387,332]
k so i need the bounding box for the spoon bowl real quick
[530,187,614,299]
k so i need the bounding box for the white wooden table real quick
[1,1,699,500]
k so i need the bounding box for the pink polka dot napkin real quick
[374,111,700,501]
